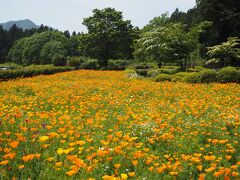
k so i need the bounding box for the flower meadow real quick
[0,70,239,179]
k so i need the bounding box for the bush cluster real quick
[0,66,74,81]
[154,74,172,82]
[67,57,130,70]
[151,67,240,84]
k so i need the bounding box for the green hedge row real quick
[0,66,74,81]
[153,67,240,83]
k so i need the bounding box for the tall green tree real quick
[170,8,187,24]
[82,8,136,67]
[196,0,240,46]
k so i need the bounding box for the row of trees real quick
[2,0,240,68]
[0,24,54,63]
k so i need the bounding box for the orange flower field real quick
[0,70,239,179]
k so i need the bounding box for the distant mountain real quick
[0,19,39,30]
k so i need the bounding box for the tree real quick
[135,21,212,70]
[82,8,136,67]
[69,35,80,56]
[196,0,240,46]
[0,26,7,63]
[8,31,69,66]
[72,31,77,36]
[170,8,187,24]
[64,30,70,38]
[142,13,170,32]
[40,41,67,65]
[206,37,240,67]
[135,23,192,69]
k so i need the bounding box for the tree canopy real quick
[8,31,69,66]
[80,8,136,66]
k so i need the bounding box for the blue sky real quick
[1,0,196,32]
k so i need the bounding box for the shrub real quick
[160,68,178,75]
[0,62,23,70]
[147,69,162,77]
[81,59,100,70]
[171,72,188,82]
[107,59,130,70]
[199,69,218,83]
[182,73,200,83]
[136,69,149,76]
[187,66,205,72]
[0,66,74,81]
[124,68,137,77]
[218,66,240,83]
[67,57,81,69]
[124,68,137,74]
[52,55,67,66]
[154,74,172,82]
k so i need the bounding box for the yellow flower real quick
[57,148,64,155]
[169,172,178,176]
[39,136,49,142]
[121,173,128,179]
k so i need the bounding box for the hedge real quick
[0,66,74,81]
[154,74,172,82]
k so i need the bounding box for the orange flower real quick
[132,160,138,166]
[114,163,121,169]
[9,141,19,148]
[197,165,203,171]
[66,170,76,176]
[128,172,135,177]
[0,160,8,165]
[18,165,25,169]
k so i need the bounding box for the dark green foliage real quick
[0,66,73,81]
[154,74,172,82]
[67,57,81,69]
[52,55,67,66]
[199,69,218,83]
[182,73,200,83]
[136,69,149,76]
[196,0,240,47]
[218,66,240,83]
[81,59,100,70]
[0,23,52,63]
[170,8,187,24]
[107,59,130,70]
